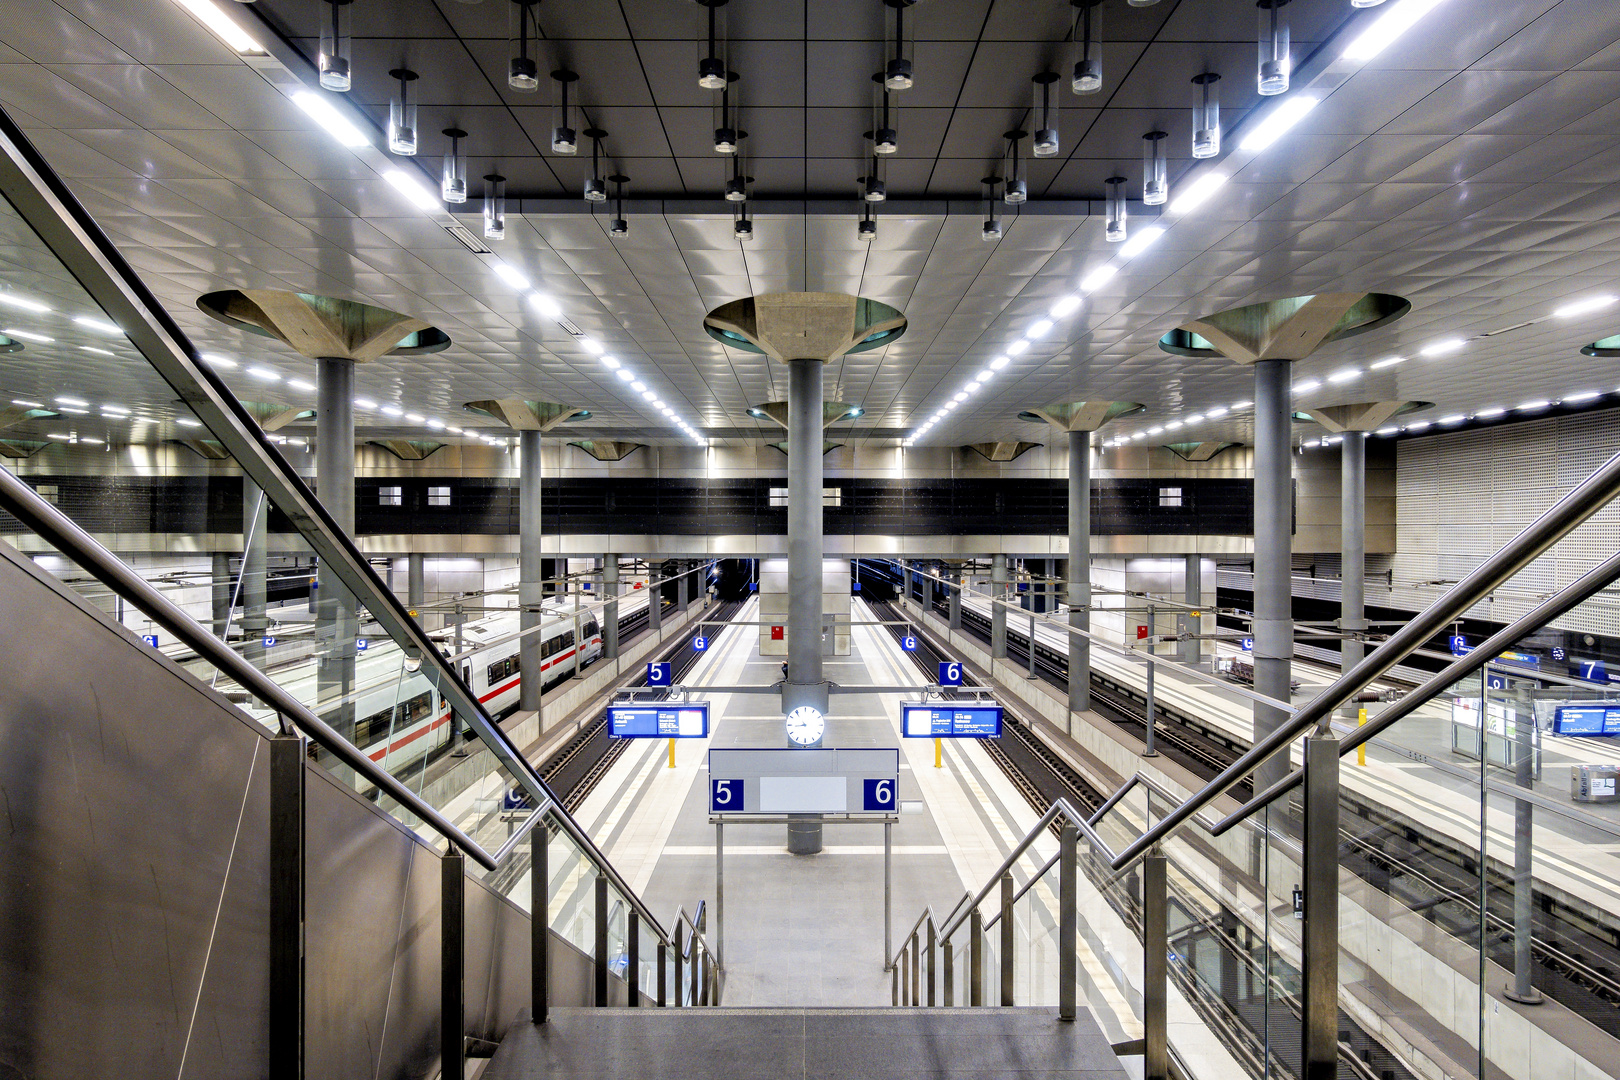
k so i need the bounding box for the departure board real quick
[901,702,1004,738]
[609,702,711,738]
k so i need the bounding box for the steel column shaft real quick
[407,552,425,620]
[991,554,1008,659]
[999,873,1014,1005]
[1068,430,1092,711]
[269,733,304,1080]
[593,875,609,1006]
[785,358,825,714]
[627,911,640,1007]
[1144,854,1168,1080]
[1059,824,1078,1021]
[316,358,356,744]
[1182,554,1202,667]
[1340,432,1367,679]
[1509,716,1542,1004]
[241,482,268,665]
[442,850,465,1080]
[1252,358,1294,792]
[1301,735,1340,1079]
[532,821,549,1024]
[970,910,984,1006]
[211,551,231,635]
[603,554,620,659]
[520,430,544,712]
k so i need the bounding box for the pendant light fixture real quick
[697,0,729,89]
[858,203,877,242]
[550,69,578,154]
[1003,130,1027,204]
[883,0,915,90]
[441,128,468,204]
[583,128,608,202]
[1104,175,1127,243]
[734,203,754,242]
[387,68,418,155]
[508,0,542,91]
[1032,72,1060,157]
[724,131,750,201]
[1142,130,1168,206]
[483,173,507,240]
[981,175,1003,241]
[607,174,629,236]
[1257,0,1291,96]
[318,0,353,92]
[862,149,887,203]
[872,73,898,154]
[1191,73,1221,158]
[1071,0,1103,95]
[714,71,740,153]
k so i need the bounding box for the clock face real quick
[785,706,824,746]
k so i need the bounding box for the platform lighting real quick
[1026,319,1054,339]
[1206,406,1229,417]
[1104,175,1126,242]
[427,419,445,430]
[1516,400,1550,411]
[383,169,439,211]
[1231,399,1253,409]
[873,72,899,154]
[1004,131,1028,204]
[354,398,377,409]
[1369,355,1404,369]
[1327,367,1361,383]
[0,292,49,313]
[858,212,877,242]
[1071,0,1103,93]
[734,215,754,241]
[380,405,404,417]
[1117,224,1164,259]
[1189,73,1222,158]
[631,380,648,392]
[1147,426,1163,435]
[287,378,316,392]
[1420,338,1465,357]
[714,71,740,152]
[4,328,53,343]
[1239,94,1318,151]
[1439,414,1466,425]
[953,391,969,402]
[981,175,1003,241]
[10,399,43,407]
[976,368,995,382]
[1079,265,1117,292]
[1294,378,1320,393]
[580,337,605,355]
[615,368,634,382]
[1168,171,1227,215]
[1405,420,1429,431]
[1374,426,1398,435]
[1142,131,1168,205]
[1032,72,1061,157]
[388,69,419,155]
[528,292,563,319]
[401,412,424,422]
[583,129,609,202]
[292,91,369,148]
[318,0,352,91]
[175,0,263,53]
[484,174,508,240]
[247,366,280,382]
[1352,0,1391,6]
[884,0,915,90]
[491,260,530,290]
[445,426,464,435]
[1342,0,1448,62]
[1050,294,1082,318]
[73,315,121,335]
[1256,0,1291,96]
[601,355,622,369]
[1186,413,1204,423]
[1475,406,1505,418]
[1563,390,1601,402]
[730,139,753,201]
[943,399,958,410]
[1007,339,1031,356]
[55,396,87,407]
[1164,420,1183,430]
[551,70,579,154]
[101,405,130,415]
[698,0,729,88]
[641,390,658,401]
[176,417,202,428]
[508,0,542,90]
[1553,294,1618,319]
[58,406,88,415]
[1132,432,1147,440]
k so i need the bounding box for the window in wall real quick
[34,484,57,504]
[379,485,402,507]
[1158,486,1183,508]
[428,486,451,507]
[769,486,788,507]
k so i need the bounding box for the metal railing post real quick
[926,917,937,1006]
[672,923,684,1008]
[910,930,919,1006]
[628,911,640,1007]
[943,934,954,1006]
[999,873,1014,1006]
[1302,734,1340,1078]
[892,950,900,1005]
[1059,823,1078,1021]
[970,911,984,1006]
[442,849,465,1080]
[1144,853,1168,1080]
[269,731,305,1080]
[593,875,609,1006]
[657,941,667,1007]
[1143,657,1158,757]
[690,930,700,1005]
[532,821,549,1024]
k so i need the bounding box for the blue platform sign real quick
[938,660,963,686]
[852,581,862,592]
[646,661,673,686]
[1240,637,1253,652]
[901,635,918,652]
[1450,635,1472,656]
[142,633,159,648]
[749,581,759,592]
[355,638,368,652]
[901,702,1004,738]
[1487,672,1508,691]
[262,635,277,648]
[1552,646,1567,661]
[711,776,743,810]
[693,635,709,652]
[609,701,710,738]
[862,777,897,811]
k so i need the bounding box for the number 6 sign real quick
[938,660,963,686]
[863,777,896,811]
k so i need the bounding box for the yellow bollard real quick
[668,737,676,769]
[935,737,943,769]
[1357,706,1367,766]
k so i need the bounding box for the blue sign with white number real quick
[646,661,672,686]
[610,702,710,738]
[938,660,963,686]
[901,636,918,652]
[1487,673,1508,690]
[693,635,708,652]
[1240,637,1253,652]
[901,702,1004,738]
[355,638,368,652]
[711,777,743,811]
[863,777,897,811]
[1450,635,1472,656]
[263,635,277,648]
[142,633,159,648]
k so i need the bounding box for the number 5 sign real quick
[711,777,743,811]
[938,660,963,686]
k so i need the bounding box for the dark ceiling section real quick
[251,0,1358,202]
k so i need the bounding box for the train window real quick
[379,485,402,507]
[584,619,599,637]
[428,486,452,507]
[1158,486,1183,508]
[563,630,575,648]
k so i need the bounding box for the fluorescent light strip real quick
[1342,0,1449,62]
[292,91,370,149]
[54,396,87,407]
[383,168,439,210]
[1079,265,1117,293]
[1117,225,1165,260]
[1168,172,1227,215]
[3,327,53,343]
[1553,294,1618,319]
[80,345,115,357]
[491,261,531,290]
[1239,95,1320,152]
[1421,338,1466,357]
[201,352,236,368]
[0,292,50,313]
[174,0,263,53]
[1369,355,1404,369]
[73,315,121,335]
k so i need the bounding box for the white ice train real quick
[288,587,652,774]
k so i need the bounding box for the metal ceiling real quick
[0,0,1618,455]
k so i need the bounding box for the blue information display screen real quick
[1552,705,1620,736]
[901,702,1003,738]
[609,702,710,738]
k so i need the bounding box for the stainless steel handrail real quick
[0,463,500,871]
[1109,445,1620,870]
[1212,544,1620,834]
[981,851,1059,931]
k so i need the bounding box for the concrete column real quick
[408,552,425,621]
[1181,554,1202,667]
[1252,359,1294,792]
[785,357,826,716]
[603,554,620,660]
[211,551,232,636]
[1340,431,1366,677]
[678,559,690,613]
[948,565,962,629]
[241,479,268,666]
[1068,430,1091,713]
[648,561,662,633]
[990,554,1008,660]
[520,430,543,713]
[316,357,357,740]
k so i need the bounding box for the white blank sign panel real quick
[759,776,847,813]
